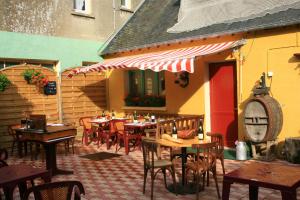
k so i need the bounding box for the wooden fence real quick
[61,70,107,130]
[0,65,107,149]
[0,65,58,149]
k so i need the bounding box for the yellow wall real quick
[240,27,300,141]
[107,26,300,142]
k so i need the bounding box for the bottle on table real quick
[133,110,138,123]
[172,120,177,139]
[151,114,156,123]
[111,109,115,119]
[197,120,204,140]
[101,110,105,118]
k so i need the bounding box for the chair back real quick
[79,117,93,130]
[192,142,217,171]
[141,139,157,168]
[0,148,8,168]
[8,124,21,139]
[113,120,126,133]
[22,181,85,200]
[207,132,224,155]
[156,115,204,139]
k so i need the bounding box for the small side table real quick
[222,161,300,200]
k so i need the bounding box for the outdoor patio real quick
[3,140,300,200]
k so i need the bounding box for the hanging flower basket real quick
[21,69,49,88]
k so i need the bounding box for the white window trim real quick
[121,0,132,10]
[73,0,92,15]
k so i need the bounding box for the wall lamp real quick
[174,71,189,88]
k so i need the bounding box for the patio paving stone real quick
[1,140,300,200]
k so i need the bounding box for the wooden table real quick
[157,136,209,194]
[124,122,156,135]
[222,161,300,200]
[16,125,76,176]
[0,165,50,199]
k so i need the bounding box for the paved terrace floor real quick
[2,140,300,200]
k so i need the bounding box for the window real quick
[121,0,131,10]
[73,0,91,14]
[125,70,165,107]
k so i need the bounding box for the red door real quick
[209,62,237,147]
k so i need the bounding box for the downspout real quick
[239,50,243,103]
[104,0,117,111]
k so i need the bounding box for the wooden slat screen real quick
[61,70,107,135]
[0,65,58,149]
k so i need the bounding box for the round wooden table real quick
[156,136,210,194]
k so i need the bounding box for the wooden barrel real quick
[243,95,283,142]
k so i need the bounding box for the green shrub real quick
[0,74,11,92]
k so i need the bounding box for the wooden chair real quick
[0,148,8,168]
[22,181,85,200]
[98,120,119,150]
[206,132,225,174]
[205,132,225,188]
[79,116,96,145]
[0,148,8,199]
[185,142,220,199]
[7,124,34,157]
[115,120,142,155]
[141,139,177,200]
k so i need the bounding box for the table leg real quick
[249,185,259,200]
[44,143,73,176]
[17,141,23,158]
[18,181,27,199]
[181,147,187,185]
[281,190,297,200]
[222,179,232,200]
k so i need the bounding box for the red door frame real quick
[209,61,238,147]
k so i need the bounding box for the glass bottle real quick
[198,120,204,140]
[111,109,115,119]
[101,110,105,118]
[151,114,156,123]
[172,120,177,139]
[133,110,138,123]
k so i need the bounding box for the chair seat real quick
[186,161,207,173]
[147,159,173,168]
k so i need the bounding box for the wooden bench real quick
[155,115,204,139]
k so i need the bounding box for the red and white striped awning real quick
[67,40,240,78]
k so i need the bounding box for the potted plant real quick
[0,73,11,92]
[21,69,49,87]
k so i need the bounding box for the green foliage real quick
[21,69,35,83]
[0,73,11,92]
[124,95,166,107]
[21,69,46,85]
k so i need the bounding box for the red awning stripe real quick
[67,41,238,78]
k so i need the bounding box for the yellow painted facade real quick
[106,26,300,142]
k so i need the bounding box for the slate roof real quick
[100,0,300,56]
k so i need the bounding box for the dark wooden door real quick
[209,62,237,147]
